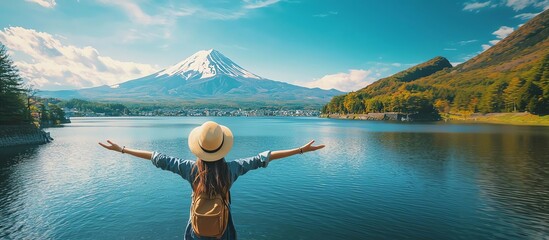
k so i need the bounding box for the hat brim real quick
[188,124,233,162]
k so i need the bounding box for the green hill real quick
[323,9,549,119]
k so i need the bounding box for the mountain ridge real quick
[323,9,549,117]
[39,49,342,107]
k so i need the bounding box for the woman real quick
[99,121,324,239]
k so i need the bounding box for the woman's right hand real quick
[98,140,123,153]
[300,140,325,153]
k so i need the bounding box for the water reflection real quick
[0,145,44,239]
[467,133,549,237]
[375,130,549,238]
[1,118,548,240]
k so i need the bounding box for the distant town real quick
[63,107,321,118]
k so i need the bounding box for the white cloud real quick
[96,0,282,27]
[0,27,159,90]
[26,0,56,8]
[536,0,549,10]
[243,0,280,9]
[444,48,457,51]
[191,8,248,20]
[479,26,514,51]
[300,69,377,92]
[96,0,169,25]
[506,0,535,10]
[505,0,549,10]
[493,26,514,39]
[313,11,338,17]
[463,0,548,12]
[514,12,541,19]
[463,1,491,11]
[458,39,478,45]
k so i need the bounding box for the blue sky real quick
[0,0,547,91]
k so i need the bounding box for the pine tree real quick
[479,81,507,113]
[536,54,549,115]
[0,43,26,124]
[520,80,543,113]
[503,77,524,112]
[452,91,470,111]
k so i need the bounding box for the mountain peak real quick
[389,56,452,83]
[157,49,261,80]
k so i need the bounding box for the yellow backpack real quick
[191,192,230,239]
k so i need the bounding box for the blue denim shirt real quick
[150,151,272,240]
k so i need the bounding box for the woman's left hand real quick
[98,140,123,153]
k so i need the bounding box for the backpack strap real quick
[222,190,231,207]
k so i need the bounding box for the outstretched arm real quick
[270,140,325,161]
[98,140,152,160]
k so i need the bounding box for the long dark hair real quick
[192,158,230,200]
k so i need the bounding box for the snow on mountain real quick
[156,49,261,80]
[39,49,343,105]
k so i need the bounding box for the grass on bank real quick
[446,112,549,126]
[324,112,549,126]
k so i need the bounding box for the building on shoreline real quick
[66,107,321,117]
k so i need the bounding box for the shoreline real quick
[321,113,409,121]
[446,112,549,126]
[65,115,321,118]
[0,125,53,148]
[322,112,549,127]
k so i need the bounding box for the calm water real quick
[1,117,549,240]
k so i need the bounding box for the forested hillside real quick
[323,10,549,118]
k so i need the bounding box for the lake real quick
[1,117,548,239]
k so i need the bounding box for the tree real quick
[343,92,364,113]
[503,77,524,112]
[434,99,450,114]
[467,96,479,113]
[534,54,549,115]
[48,103,66,123]
[479,81,507,113]
[0,43,26,124]
[520,80,543,113]
[364,98,384,113]
[452,91,471,111]
[324,95,346,114]
[390,94,405,113]
[24,84,39,122]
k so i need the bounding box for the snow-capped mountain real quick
[156,49,261,80]
[40,49,342,106]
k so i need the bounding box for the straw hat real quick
[188,121,233,162]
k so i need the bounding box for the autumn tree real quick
[343,92,364,113]
[323,95,346,114]
[434,99,450,114]
[364,98,384,113]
